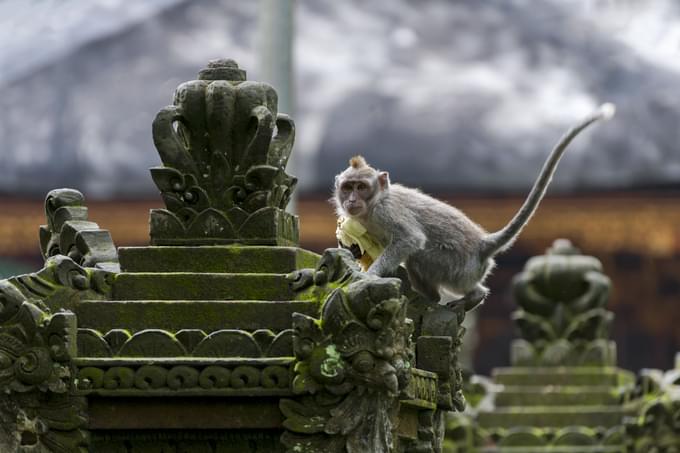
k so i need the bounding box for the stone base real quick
[149,207,299,246]
[511,339,617,367]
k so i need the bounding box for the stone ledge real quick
[494,386,622,407]
[492,367,634,387]
[118,246,319,274]
[477,406,629,428]
[75,299,320,333]
[112,272,299,301]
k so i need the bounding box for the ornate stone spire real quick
[149,59,298,246]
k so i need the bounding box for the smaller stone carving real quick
[281,249,413,453]
[626,367,680,452]
[510,239,614,366]
[0,281,87,452]
[150,59,298,246]
[10,255,114,314]
[39,188,119,272]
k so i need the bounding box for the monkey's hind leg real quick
[446,284,488,311]
[406,264,441,302]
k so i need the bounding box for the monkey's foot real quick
[445,286,488,311]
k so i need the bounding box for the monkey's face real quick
[337,178,374,218]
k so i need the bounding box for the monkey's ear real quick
[378,171,390,189]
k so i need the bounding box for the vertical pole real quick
[258,0,296,214]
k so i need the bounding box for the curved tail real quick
[482,103,616,258]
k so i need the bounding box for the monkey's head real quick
[334,155,390,219]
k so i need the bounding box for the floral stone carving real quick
[510,239,614,366]
[150,58,298,246]
[281,249,414,453]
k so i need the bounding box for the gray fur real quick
[333,105,614,309]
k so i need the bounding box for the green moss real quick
[320,345,343,379]
[75,300,321,334]
[119,246,320,274]
[113,272,302,301]
[493,367,624,387]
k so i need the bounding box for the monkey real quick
[332,103,615,310]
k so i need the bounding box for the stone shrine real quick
[0,59,468,452]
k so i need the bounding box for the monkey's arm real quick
[366,226,426,277]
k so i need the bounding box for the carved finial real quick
[149,59,298,246]
[198,58,247,81]
[546,238,581,256]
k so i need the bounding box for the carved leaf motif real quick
[269,114,295,170]
[512,311,558,342]
[280,398,328,434]
[209,151,232,208]
[564,308,613,342]
[152,107,198,176]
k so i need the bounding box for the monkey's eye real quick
[340,183,353,192]
[357,182,368,191]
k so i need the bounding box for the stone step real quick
[492,367,632,387]
[477,406,626,428]
[75,300,320,333]
[481,447,623,453]
[495,386,621,407]
[118,246,319,274]
[112,273,299,301]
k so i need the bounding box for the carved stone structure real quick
[445,240,644,452]
[624,354,680,451]
[0,59,469,452]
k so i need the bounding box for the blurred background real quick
[1,0,679,375]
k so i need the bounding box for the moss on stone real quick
[118,246,320,274]
[75,300,321,334]
[112,273,302,301]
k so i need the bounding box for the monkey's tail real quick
[482,103,616,258]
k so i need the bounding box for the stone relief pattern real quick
[150,59,298,245]
[75,363,291,394]
[77,327,294,358]
[510,239,614,367]
[405,368,439,406]
[91,430,285,453]
[280,249,414,453]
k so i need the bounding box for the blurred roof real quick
[1,0,680,198]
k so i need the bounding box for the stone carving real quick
[39,188,119,272]
[510,239,614,366]
[626,367,680,452]
[75,362,291,395]
[149,59,298,246]
[9,254,114,314]
[281,249,413,453]
[451,239,636,452]
[90,431,285,453]
[0,280,87,452]
[77,327,293,358]
[0,189,121,451]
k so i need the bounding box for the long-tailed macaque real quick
[333,103,615,310]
